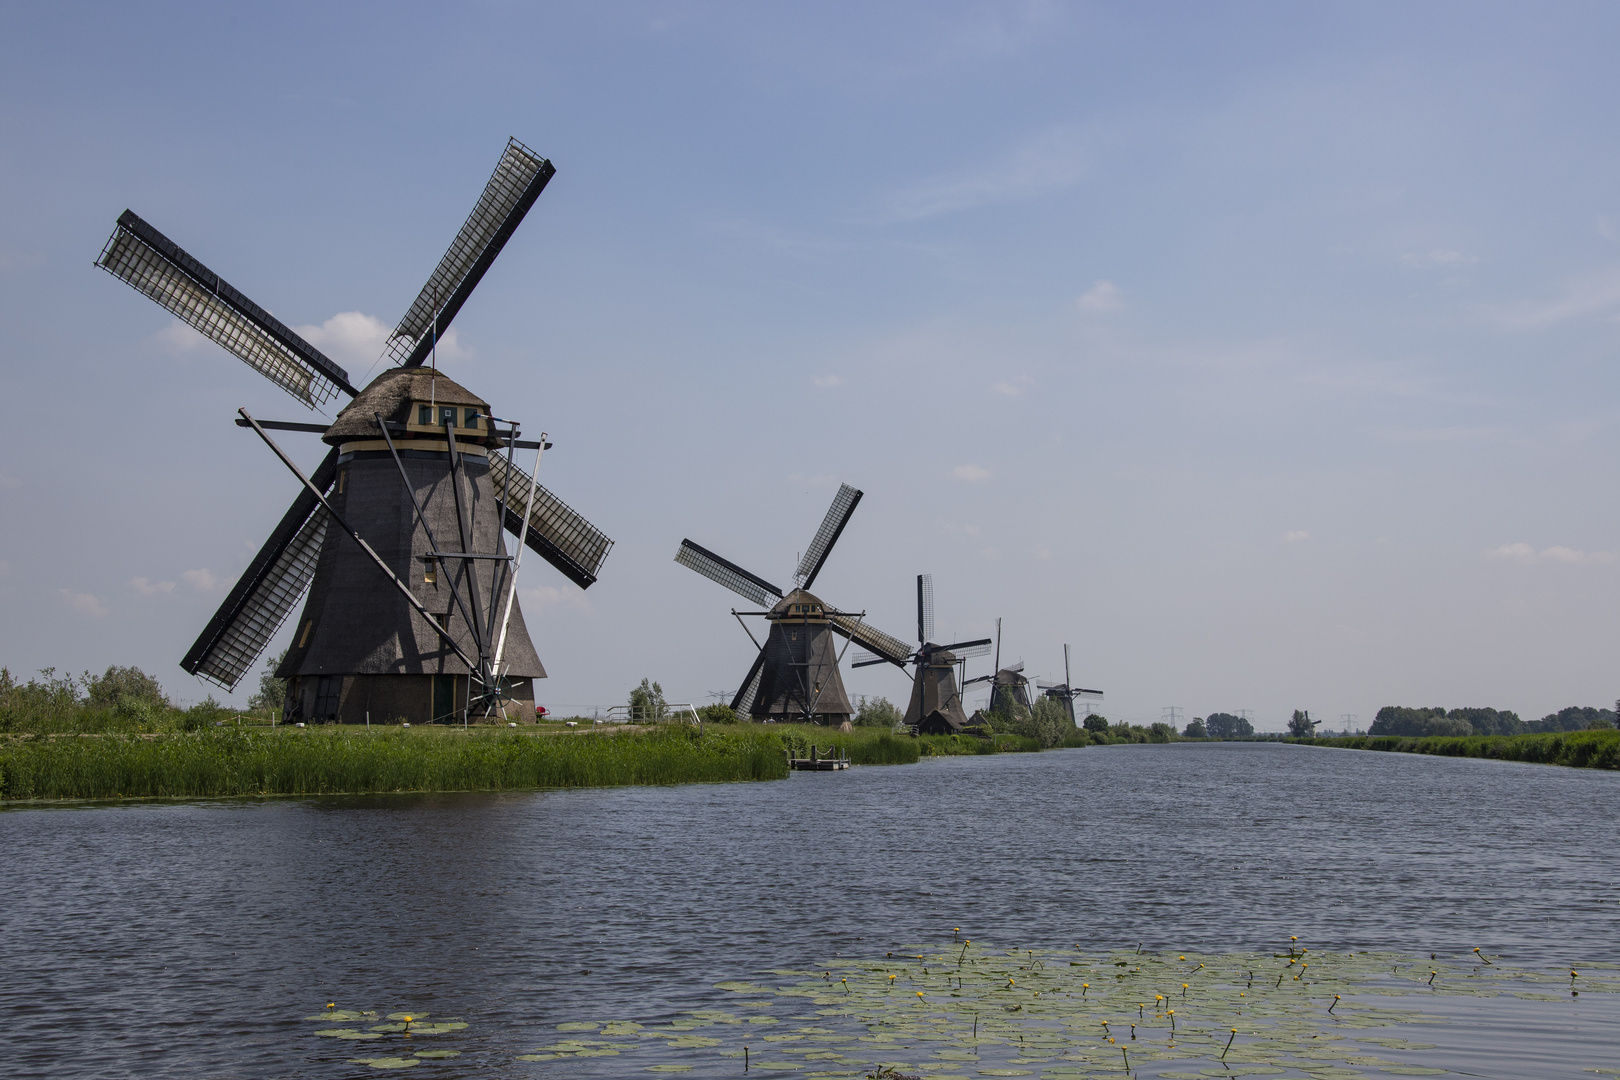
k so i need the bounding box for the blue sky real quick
[3,3,1619,728]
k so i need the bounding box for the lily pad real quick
[413,1050,461,1059]
[349,1058,420,1070]
[315,1028,384,1040]
[557,1021,601,1032]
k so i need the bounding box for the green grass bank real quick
[0,725,788,801]
[1294,728,1620,770]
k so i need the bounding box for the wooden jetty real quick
[789,745,850,771]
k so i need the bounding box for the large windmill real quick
[851,574,991,734]
[1036,644,1104,726]
[674,485,914,724]
[964,618,1034,716]
[95,138,613,723]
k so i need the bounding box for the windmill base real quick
[283,673,538,725]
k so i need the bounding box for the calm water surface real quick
[3,742,1618,1078]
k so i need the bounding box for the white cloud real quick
[131,576,176,596]
[982,546,1001,561]
[293,311,394,369]
[0,471,21,489]
[1283,530,1310,543]
[790,473,840,489]
[951,464,992,482]
[991,375,1032,396]
[0,559,10,575]
[181,568,227,593]
[1400,249,1478,268]
[150,319,207,353]
[1488,542,1616,564]
[1076,280,1123,313]
[883,127,1090,221]
[1035,543,1053,560]
[1488,267,1620,330]
[812,374,846,388]
[1380,426,1506,442]
[521,584,593,615]
[60,589,108,618]
[941,521,982,537]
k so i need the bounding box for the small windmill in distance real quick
[964,618,1034,716]
[675,484,914,724]
[850,574,991,734]
[1036,644,1104,726]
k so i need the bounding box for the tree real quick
[1204,712,1253,739]
[1025,697,1071,747]
[248,648,288,713]
[628,678,667,720]
[1082,713,1110,735]
[1530,705,1616,732]
[1182,717,1208,738]
[1287,709,1317,737]
[697,703,738,724]
[86,666,169,710]
[853,695,903,728]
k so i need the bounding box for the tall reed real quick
[0,725,788,801]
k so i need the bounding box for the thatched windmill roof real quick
[324,367,496,447]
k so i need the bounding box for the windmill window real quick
[336,469,346,494]
[297,620,314,648]
[440,406,457,427]
[463,409,480,429]
[424,563,437,585]
[418,405,433,425]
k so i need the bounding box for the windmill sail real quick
[730,648,768,716]
[675,540,783,607]
[488,452,613,589]
[384,138,556,369]
[917,573,934,644]
[96,211,356,407]
[181,450,340,689]
[796,483,862,589]
[827,613,912,666]
[939,638,992,658]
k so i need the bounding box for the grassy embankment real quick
[1295,729,1620,770]
[771,723,1051,764]
[0,723,790,801]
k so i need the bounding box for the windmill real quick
[675,485,914,724]
[1035,644,1104,726]
[95,138,613,724]
[851,574,992,734]
[964,618,1033,717]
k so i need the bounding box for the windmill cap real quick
[769,588,831,619]
[325,367,496,446]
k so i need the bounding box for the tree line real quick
[1367,704,1616,737]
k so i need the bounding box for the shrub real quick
[853,695,904,727]
[86,666,170,710]
[697,703,738,725]
[1182,718,1208,738]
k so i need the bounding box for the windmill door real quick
[433,676,457,723]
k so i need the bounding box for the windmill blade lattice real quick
[675,540,784,607]
[796,483,862,589]
[488,452,614,589]
[181,450,340,689]
[827,613,913,665]
[917,573,934,644]
[383,138,556,369]
[940,639,992,659]
[96,211,355,408]
[731,648,768,716]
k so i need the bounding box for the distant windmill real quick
[964,618,1033,716]
[675,485,914,724]
[95,138,612,723]
[852,574,991,734]
[1035,644,1104,725]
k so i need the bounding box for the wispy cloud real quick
[180,568,227,593]
[1035,543,1053,560]
[1283,530,1310,543]
[131,576,175,596]
[0,471,21,489]
[812,374,846,388]
[60,589,108,618]
[789,473,840,489]
[1379,425,1507,442]
[1400,249,1478,268]
[1488,542,1617,564]
[951,464,992,482]
[150,319,207,354]
[881,127,1090,221]
[1487,267,1620,330]
[982,546,1001,561]
[521,584,593,616]
[991,375,1032,396]
[1076,280,1123,313]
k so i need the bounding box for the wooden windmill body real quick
[96,139,613,723]
[1035,644,1104,727]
